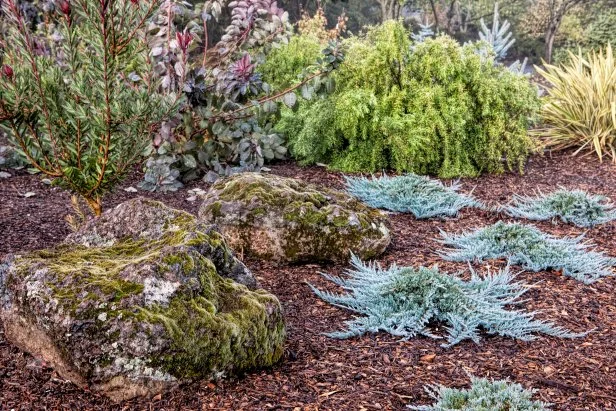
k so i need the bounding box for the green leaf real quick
[283,92,297,108]
[183,154,197,169]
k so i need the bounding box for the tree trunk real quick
[379,0,389,21]
[429,0,439,30]
[544,0,586,63]
[378,0,401,21]
[379,0,387,23]
[544,9,565,64]
[545,27,557,63]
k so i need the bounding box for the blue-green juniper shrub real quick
[439,221,616,283]
[345,173,483,219]
[309,255,583,347]
[409,376,550,411]
[504,189,616,228]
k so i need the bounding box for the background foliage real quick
[277,0,613,64]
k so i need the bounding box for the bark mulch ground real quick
[0,151,615,410]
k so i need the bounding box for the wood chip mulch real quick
[0,150,615,410]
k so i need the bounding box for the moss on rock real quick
[198,173,391,263]
[0,199,285,402]
[65,197,257,289]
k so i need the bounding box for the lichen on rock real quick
[65,197,256,289]
[198,173,391,263]
[0,198,285,402]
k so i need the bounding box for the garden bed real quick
[1,151,615,410]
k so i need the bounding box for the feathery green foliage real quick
[0,0,174,215]
[440,222,616,283]
[259,34,324,90]
[505,189,616,227]
[345,173,483,219]
[309,256,582,347]
[277,22,540,178]
[535,44,616,163]
[409,376,550,411]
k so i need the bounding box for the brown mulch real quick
[0,151,615,410]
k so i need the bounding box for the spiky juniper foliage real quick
[309,256,582,348]
[409,376,550,411]
[478,3,515,60]
[411,22,434,44]
[504,189,616,228]
[440,222,616,284]
[345,174,483,219]
[508,57,529,76]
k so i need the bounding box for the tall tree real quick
[377,0,403,20]
[543,0,596,62]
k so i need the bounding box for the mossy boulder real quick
[0,198,285,402]
[65,197,257,289]
[198,173,391,263]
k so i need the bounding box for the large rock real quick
[198,173,391,263]
[0,198,285,402]
[64,197,256,289]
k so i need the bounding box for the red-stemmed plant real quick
[0,0,177,215]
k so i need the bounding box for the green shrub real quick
[259,34,324,90]
[0,0,173,215]
[140,2,343,187]
[410,376,550,411]
[276,22,541,178]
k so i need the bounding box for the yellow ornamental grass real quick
[535,44,616,162]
